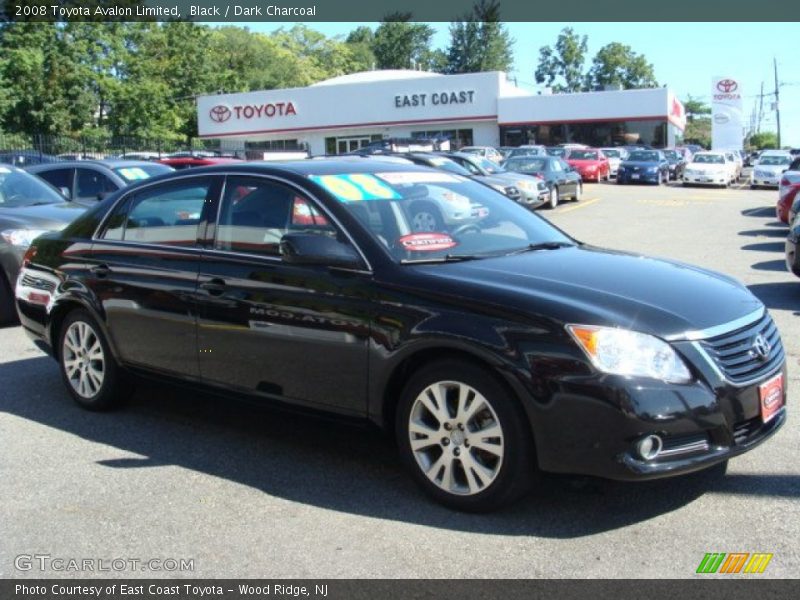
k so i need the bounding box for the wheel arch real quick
[376,343,533,444]
[48,296,116,362]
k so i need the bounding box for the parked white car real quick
[751,152,792,189]
[683,152,735,187]
[723,151,743,180]
[459,146,505,163]
[600,148,629,178]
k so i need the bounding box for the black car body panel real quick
[16,160,786,482]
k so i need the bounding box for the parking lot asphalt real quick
[1,180,798,579]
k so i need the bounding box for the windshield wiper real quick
[400,253,484,265]
[506,241,575,255]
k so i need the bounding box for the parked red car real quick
[565,148,611,182]
[158,155,244,170]
[777,159,800,224]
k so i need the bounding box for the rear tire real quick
[410,202,444,233]
[572,182,582,201]
[0,273,17,326]
[58,309,129,411]
[396,360,535,512]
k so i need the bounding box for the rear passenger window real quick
[37,168,73,197]
[100,179,212,246]
[76,169,118,202]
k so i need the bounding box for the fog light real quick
[636,434,663,460]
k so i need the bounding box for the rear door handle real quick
[90,264,110,278]
[200,278,226,296]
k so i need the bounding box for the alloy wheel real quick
[412,211,438,232]
[62,321,105,399]
[407,380,504,496]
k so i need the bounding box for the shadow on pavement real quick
[751,259,790,272]
[748,282,800,311]
[738,228,790,238]
[1,356,793,539]
[740,207,776,218]
[741,242,784,253]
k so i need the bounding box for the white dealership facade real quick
[197,70,686,156]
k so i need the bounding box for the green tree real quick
[372,14,438,70]
[345,26,376,70]
[534,27,587,93]
[683,95,711,121]
[446,0,514,74]
[748,132,778,150]
[585,42,658,90]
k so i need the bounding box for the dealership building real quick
[196,70,686,156]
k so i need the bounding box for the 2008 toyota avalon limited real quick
[15,160,787,512]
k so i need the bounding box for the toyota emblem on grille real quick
[752,334,771,362]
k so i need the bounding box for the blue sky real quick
[243,22,800,146]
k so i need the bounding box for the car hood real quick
[620,161,659,169]
[411,246,761,339]
[687,163,728,171]
[0,202,87,230]
[755,165,787,174]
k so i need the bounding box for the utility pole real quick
[774,57,781,148]
[757,81,764,133]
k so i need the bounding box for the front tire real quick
[396,360,534,512]
[572,182,582,201]
[548,186,559,209]
[410,202,444,232]
[58,309,128,411]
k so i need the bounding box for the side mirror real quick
[59,186,71,199]
[280,233,363,269]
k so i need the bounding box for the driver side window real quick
[215,176,337,257]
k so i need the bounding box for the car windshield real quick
[504,158,547,172]
[309,170,573,263]
[627,151,659,162]
[546,147,566,157]
[602,149,621,158]
[113,164,174,183]
[693,154,725,164]
[508,148,543,158]
[473,157,503,174]
[568,150,599,160]
[424,157,472,177]
[758,156,790,166]
[0,167,65,207]
[663,150,680,160]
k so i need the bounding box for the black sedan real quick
[617,150,671,185]
[502,155,582,208]
[1,166,86,323]
[786,214,800,278]
[16,160,786,512]
[27,159,173,206]
[663,149,687,180]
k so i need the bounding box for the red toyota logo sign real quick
[716,79,738,93]
[209,105,232,123]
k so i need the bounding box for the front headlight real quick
[516,180,533,191]
[647,166,658,173]
[566,325,692,383]
[1,229,48,248]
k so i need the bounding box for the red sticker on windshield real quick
[398,233,458,252]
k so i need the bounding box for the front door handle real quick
[200,278,226,296]
[90,264,110,278]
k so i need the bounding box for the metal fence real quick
[0,134,311,166]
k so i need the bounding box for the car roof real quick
[129,158,440,181]
[27,159,159,170]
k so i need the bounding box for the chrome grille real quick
[733,417,761,445]
[699,313,784,384]
[20,273,56,292]
[659,432,710,458]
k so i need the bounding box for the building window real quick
[499,120,668,148]
[411,129,473,149]
[244,139,305,159]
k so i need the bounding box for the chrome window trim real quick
[92,170,373,273]
[691,340,784,388]
[664,307,766,342]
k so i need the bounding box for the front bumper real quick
[517,188,550,208]
[683,173,728,185]
[617,170,659,184]
[525,343,787,481]
[752,177,780,188]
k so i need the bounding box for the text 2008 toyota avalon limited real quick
[16,160,786,511]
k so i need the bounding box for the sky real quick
[239,21,800,147]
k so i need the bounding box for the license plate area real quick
[759,373,784,423]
